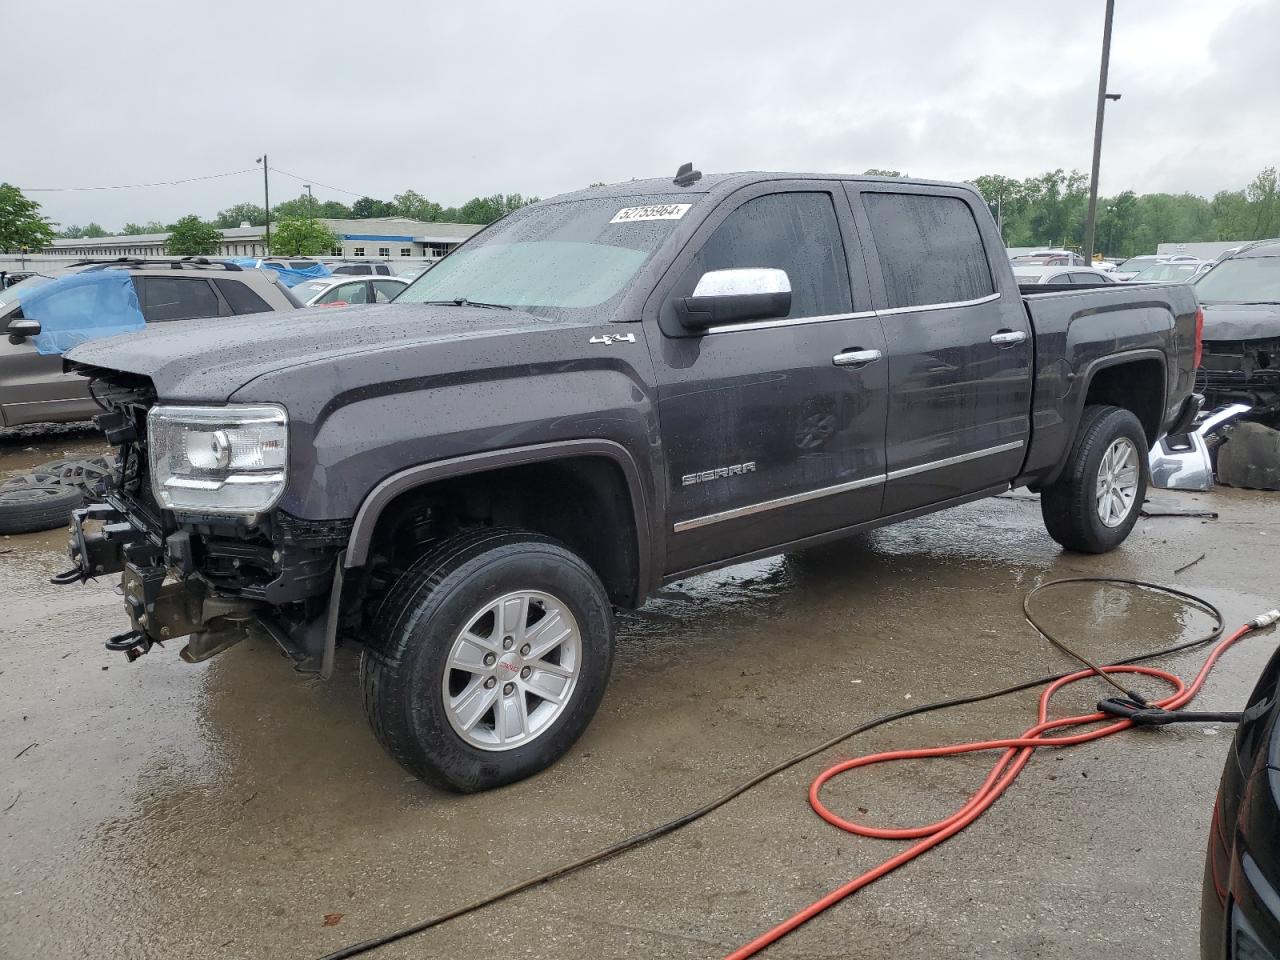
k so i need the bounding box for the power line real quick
[19,168,258,192]
[269,166,366,198]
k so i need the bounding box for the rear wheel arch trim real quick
[1072,348,1169,434]
[343,439,653,594]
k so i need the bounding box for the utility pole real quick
[1082,0,1120,264]
[304,183,314,219]
[256,155,271,255]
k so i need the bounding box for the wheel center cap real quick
[496,654,521,677]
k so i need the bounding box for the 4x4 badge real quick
[589,333,636,345]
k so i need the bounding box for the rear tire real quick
[0,474,85,534]
[1040,405,1148,553]
[360,528,615,792]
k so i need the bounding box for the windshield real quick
[1117,257,1156,271]
[1194,256,1280,303]
[0,273,55,310]
[397,196,694,320]
[1132,263,1199,282]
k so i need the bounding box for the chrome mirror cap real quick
[691,267,791,298]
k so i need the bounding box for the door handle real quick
[833,348,883,368]
[990,330,1027,347]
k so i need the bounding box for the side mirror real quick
[7,316,41,345]
[674,268,791,331]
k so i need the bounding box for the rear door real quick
[849,184,1032,515]
[646,182,889,574]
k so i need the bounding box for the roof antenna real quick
[673,162,702,187]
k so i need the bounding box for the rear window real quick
[140,276,220,322]
[863,193,994,309]
[214,278,273,314]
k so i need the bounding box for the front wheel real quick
[1040,404,1148,553]
[360,529,615,792]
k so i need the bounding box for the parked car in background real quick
[1011,249,1089,267]
[63,169,1199,791]
[1200,639,1280,960]
[327,261,397,276]
[1128,261,1205,283]
[1113,255,1166,281]
[397,263,434,281]
[292,275,409,306]
[1193,238,1280,422]
[0,259,296,426]
[1013,266,1115,285]
[227,257,329,287]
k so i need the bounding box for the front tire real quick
[1040,404,1148,553]
[360,529,615,792]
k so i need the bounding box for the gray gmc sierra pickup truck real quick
[57,168,1203,791]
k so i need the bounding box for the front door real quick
[646,183,889,575]
[849,184,1032,515]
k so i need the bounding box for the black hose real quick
[316,577,1227,960]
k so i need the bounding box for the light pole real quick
[304,183,314,219]
[256,155,271,255]
[1082,0,1120,264]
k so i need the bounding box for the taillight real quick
[1194,306,1204,369]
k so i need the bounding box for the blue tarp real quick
[228,258,330,287]
[22,272,145,356]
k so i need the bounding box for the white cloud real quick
[8,0,1276,229]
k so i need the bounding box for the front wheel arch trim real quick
[342,439,653,600]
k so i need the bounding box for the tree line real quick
[52,191,540,241]
[7,168,1279,259]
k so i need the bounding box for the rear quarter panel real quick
[1018,282,1199,487]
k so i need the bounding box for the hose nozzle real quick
[1248,609,1280,630]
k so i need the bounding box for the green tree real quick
[453,193,538,224]
[80,222,108,238]
[166,215,223,256]
[315,199,352,218]
[351,196,395,218]
[0,183,55,253]
[271,217,339,256]
[392,189,444,222]
[214,202,268,228]
[272,193,325,222]
[1244,166,1279,239]
[122,221,167,235]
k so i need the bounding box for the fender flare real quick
[342,439,654,598]
[1037,348,1168,488]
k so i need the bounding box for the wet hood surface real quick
[1200,301,1280,341]
[66,302,592,401]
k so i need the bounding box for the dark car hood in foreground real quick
[66,303,594,401]
[1200,301,1280,341]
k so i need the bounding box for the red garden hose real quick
[320,580,1273,960]
[724,613,1275,960]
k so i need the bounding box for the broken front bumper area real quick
[54,497,347,676]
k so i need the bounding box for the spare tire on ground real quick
[1217,421,1280,491]
[0,473,85,534]
[28,455,115,499]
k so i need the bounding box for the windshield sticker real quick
[610,204,692,224]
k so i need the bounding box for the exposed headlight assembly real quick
[147,404,288,515]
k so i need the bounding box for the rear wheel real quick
[1040,404,1147,553]
[360,529,615,792]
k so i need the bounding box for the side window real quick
[678,192,852,319]
[317,281,369,305]
[862,193,995,308]
[213,278,272,314]
[139,277,221,321]
[372,280,403,302]
[1048,273,1071,284]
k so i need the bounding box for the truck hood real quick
[66,302,594,400]
[1200,302,1280,341]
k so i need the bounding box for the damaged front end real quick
[1197,337,1280,423]
[54,375,351,676]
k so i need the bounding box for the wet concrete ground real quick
[2,427,1278,959]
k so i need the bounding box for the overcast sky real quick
[10,0,1279,231]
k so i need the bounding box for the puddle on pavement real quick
[0,422,108,478]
